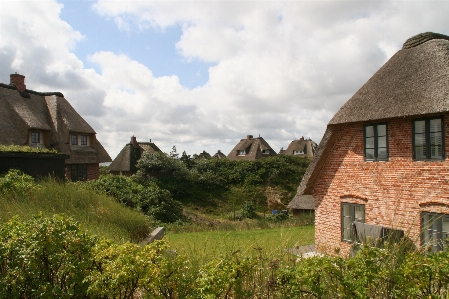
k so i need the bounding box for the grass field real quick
[165,225,314,264]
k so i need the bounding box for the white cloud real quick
[2,0,449,158]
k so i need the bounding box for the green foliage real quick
[87,174,184,223]
[0,216,448,298]
[0,169,38,196]
[0,176,150,243]
[0,144,59,153]
[0,214,96,298]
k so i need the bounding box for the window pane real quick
[378,148,388,160]
[378,136,386,148]
[414,120,426,134]
[365,149,374,160]
[355,206,365,222]
[342,204,352,217]
[365,137,374,150]
[430,118,442,133]
[377,124,386,136]
[365,126,374,137]
[343,228,352,241]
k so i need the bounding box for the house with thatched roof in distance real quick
[212,150,227,159]
[287,195,315,216]
[108,136,161,176]
[195,150,211,159]
[295,32,449,256]
[280,137,317,158]
[227,135,277,161]
[0,73,111,181]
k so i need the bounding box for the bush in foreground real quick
[1,215,449,298]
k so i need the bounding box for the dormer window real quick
[238,150,246,156]
[262,149,270,154]
[81,135,88,145]
[71,134,78,145]
[294,150,304,155]
[31,132,40,143]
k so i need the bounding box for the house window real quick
[294,150,304,155]
[364,123,388,161]
[71,134,78,145]
[262,149,270,154]
[422,212,449,252]
[31,132,40,143]
[413,117,444,160]
[71,164,87,181]
[81,135,88,145]
[238,150,246,156]
[342,203,365,242]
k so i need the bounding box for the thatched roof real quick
[227,135,277,160]
[0,80,111,164]
[329,32,449,125]
[108,137,161,172]
[281,138,317,158]
[297,32,449,197]
[213,150,227,159]
[197,150,211,159]
[287,195,315,210]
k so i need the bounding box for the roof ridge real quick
[0,82,64,97]
[402,32,449,49]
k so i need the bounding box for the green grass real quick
[166,225,314,264]
[0,179,151,243]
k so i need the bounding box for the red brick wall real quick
[65,163,100,181]
[314,114,449,256]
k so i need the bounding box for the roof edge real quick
[402,32,449,49]
[0,83,64,97]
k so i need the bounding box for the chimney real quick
[300,136,304,141]
[131,136,138,146]
[246,135,253,140]
[10,73,26,92]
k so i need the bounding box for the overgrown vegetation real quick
[0,170,150,243]
[0,144,58,153]
[135,151,311,219]
[0,215,447,298]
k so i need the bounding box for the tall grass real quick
[0,178,151,243]
[166,225,314,265]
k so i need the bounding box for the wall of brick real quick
[64,163,100,181]
[314,113,449,256]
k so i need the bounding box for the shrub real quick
[0,169,38,196]
[0,214,96,298]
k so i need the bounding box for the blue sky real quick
[1,1,448,159]
[59,0,212,88]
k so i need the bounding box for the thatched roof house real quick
[0,73,111,180]
[280,137,317,158]
[109,136,161,176]
[227,135,277,160]
[294,32,449,255]
[287,194,315,216]
[212,150,227,159]
[197,150,211,159]
[297,32,449,197]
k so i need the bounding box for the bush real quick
[0,169,37,196]
[0,214,96,298]
[87,174,184,223]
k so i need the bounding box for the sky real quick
[0,0,448,160]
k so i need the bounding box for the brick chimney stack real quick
[246,135,253,140]
[10,73,26,92]
[131,136,138,146]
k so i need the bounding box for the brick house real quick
[109,136,162,176]
[0,73,111,180]
[227,135,277,160]
[295,32,449,255]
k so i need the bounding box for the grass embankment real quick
[166,225,314,264]
[0,179,150,243]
